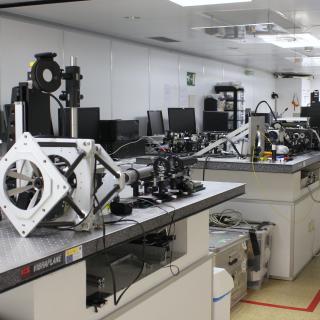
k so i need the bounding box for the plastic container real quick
[212,222,274,289]
[246,225,273,289]
[212,267,234,320]
[209,230,248,307]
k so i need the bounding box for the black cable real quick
[44,92,67,137]
[94,194,143,307]
[163,205,180,276]
[42,202,94,231]
[137,198,180,276]
[254,100,277,122]
[162,221,180,276]
[92,155,145,308]
[94,183,146,307]
[104,218,146,306]
[94,195,122,309]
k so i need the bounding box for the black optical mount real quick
[30,52,83,108]
[30,52,62,93]
[59,62,84,109]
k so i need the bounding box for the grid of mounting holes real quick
[0,219,82,272]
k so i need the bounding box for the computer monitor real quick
[301,107,311,117]
[59,107,100,139]
[99,120,140,142]
[203,111,228,132]
[147,110,165,135]
[168,108,196,133]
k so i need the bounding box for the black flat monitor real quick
[99,120,140,142]
[59,107,100,139]
[203,111,228,132]
[147,110,165,135]
[168,108,196,133]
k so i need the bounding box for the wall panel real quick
[111,40,149,134]
[63,30,111,119]
[0,15,276,136]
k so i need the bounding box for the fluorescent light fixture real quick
[169,0,252,7]
[302,57,320,66]
[259,33,320,48]
[274,10,288,19]
[192,22,274,30]
[286,56,320,67]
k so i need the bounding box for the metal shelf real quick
[215,84,245,131]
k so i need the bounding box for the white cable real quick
[310,129,320,146]
[307,185,320,203]
[209,209,251,229]
[109,136,162,156]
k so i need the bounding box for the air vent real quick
[148,37,180,43]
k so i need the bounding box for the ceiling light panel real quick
[196,23,288,43]
[192,22,275,30]
[286,56,320,67]
[259,34,320,48]
[199,9,299,31]
[302,57,320,66]
[169,0,252,7]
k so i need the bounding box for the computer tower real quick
[311,90,319,106]
[310,105,320,129]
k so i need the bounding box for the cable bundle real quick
[209,209,250,229]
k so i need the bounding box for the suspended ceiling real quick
[3,0,320,75]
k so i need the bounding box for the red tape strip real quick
[241,290,320,313]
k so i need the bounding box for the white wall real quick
[0,15,276,135]
[63,30,112,120]
[275,78,312,117]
